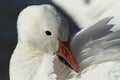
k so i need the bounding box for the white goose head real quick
[13,4,79,77]
[17,5,69,54]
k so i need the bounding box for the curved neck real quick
[10,43,74,80]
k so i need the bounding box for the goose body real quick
[10,4,120,80]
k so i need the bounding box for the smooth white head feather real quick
[17,5,69,53]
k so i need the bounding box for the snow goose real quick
[10,4,120,80]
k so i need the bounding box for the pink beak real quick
[56,40,80,72]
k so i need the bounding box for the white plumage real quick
[10,4,120,80]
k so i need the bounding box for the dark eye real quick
[45,31,51,36]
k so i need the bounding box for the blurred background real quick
[1,0,120,80]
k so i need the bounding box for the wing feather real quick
[70,17,114,57]
[70,17,120,72]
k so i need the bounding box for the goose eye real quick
[45,31,51,36]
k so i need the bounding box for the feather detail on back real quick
[70,17,114,55]
[70,17,120,71]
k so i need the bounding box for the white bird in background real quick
[10,5,120,80]
[52,0,120,31]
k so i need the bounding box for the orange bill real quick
[56,40,80,72]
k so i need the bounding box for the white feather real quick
[10,4,120,80]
